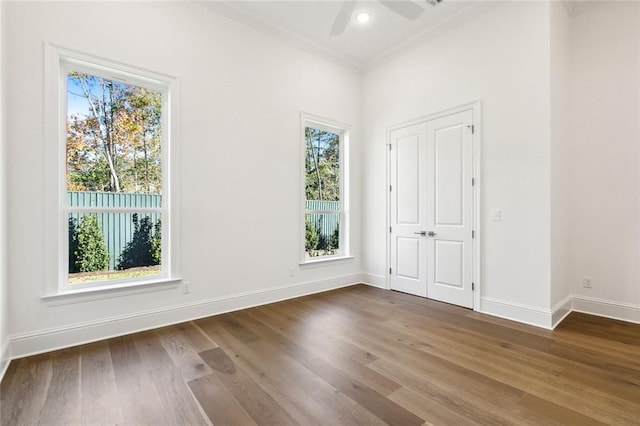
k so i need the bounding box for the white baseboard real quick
[361,273,387,289]
[481,294,640,330]
[0,338,10,383]
[551,294,573,329]
[8,278,640,360]
[10,274,362,359]
[479,296,553,329]
[570,295,640,325]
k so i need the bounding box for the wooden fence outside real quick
[68,191,161,270]
[68,191,339,270]
[305,200,340,238]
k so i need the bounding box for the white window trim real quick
[43,44,181,299]
[300,112,350,265]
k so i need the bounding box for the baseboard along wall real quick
[359,276,640,331]
[9,273,363,360]
[4,275,639,382]
[0,338,10,383]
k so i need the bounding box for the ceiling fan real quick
[330,0,443,36]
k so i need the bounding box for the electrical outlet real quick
[583,276,593,289]
[288,266,296,277]
[182,281,191,294]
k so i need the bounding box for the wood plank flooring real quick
[1,284,639,425]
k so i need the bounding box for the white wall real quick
[550,2,572,314]
[4,1,640,360]
[362,2,553,326]
[5,1,362,356]
[566,2,640,317]
[0,0,10,376]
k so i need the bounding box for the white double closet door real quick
[388,109,475,309]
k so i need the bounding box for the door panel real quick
[434,240,464,288]
[396,136,420,224]
[396,238,420,279]
[435,126,464,225]
[389,123,427,297]
[427,110,474,308]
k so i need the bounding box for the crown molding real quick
[194,1,497,75]
[195,0,363,74]
[364,0,488,71]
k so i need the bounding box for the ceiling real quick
[201,0,487,72]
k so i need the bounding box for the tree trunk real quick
[78,75,120,192]
[309,134,323,201]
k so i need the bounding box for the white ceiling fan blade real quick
[330,1,357,36]
[379,0,425,20]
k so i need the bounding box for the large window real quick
[303,116,349,261]
[45,46,179,294]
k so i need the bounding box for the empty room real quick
[0,0,639,424]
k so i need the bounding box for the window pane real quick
[68,212,162,285]
[66,72,165,285]
[305,213,340,259]
[305,127,340,204]
[66,72,163,198]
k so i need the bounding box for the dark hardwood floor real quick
[2,284,639,425]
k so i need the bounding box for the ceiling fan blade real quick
[330,0,357,36]
[379,0,425,20]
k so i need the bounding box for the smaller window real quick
[303,115,349,261]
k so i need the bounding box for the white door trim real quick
[386,101,482,311]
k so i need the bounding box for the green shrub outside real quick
[305,219,339,255]
[151,219,162,265]
[305,219,320,251]
[72,214,110,273]
[117,214,161,270]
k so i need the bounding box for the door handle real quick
[413,231,427,236]
[428,231,437,237]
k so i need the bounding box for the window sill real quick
[42,277,182,306]
[299,256,354,268]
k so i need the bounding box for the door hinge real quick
[472,178,475,186]
[472,282,475,291]
[389,226,392,233]
[389,144,392,151]
[389,267,392,275]
[472,230,475,239]
[389,185,392,192]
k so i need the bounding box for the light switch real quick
[491,209,501,221]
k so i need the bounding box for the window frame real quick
[43,45,181,298]
[300,113,350,264]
